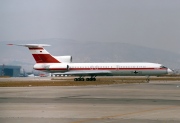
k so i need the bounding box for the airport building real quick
[0,65,21,77]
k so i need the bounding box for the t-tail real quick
[8,44,60,63]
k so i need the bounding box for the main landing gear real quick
[74,78,85,81]
[74,76,96,81]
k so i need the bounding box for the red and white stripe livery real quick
[9,44,173,81]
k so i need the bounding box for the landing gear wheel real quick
[74,78,85,81]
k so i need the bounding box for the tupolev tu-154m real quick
[9,44,173,81]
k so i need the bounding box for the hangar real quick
[0,65,21,77]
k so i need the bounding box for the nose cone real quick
[167,68,173,74]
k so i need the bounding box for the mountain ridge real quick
[1,38,180,71]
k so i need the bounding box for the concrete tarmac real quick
[0,81,180,123]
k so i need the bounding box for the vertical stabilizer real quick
[8,44,60,63]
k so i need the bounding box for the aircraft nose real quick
[167,68,173,74]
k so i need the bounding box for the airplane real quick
[8,44,173,81]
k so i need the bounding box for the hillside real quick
[0,38,180,71]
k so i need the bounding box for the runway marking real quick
[70,105,180,123]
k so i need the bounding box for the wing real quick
[52,70,112,76]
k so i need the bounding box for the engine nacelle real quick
[33,63,69,72]
[49,64,69,72]
[53,56,72,63]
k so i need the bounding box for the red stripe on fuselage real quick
[69,68,167,70]
[34,67,167,71]
[35,68,67,71]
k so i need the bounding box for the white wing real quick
[52,70,112,76]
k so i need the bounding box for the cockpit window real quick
[160,65,167,68]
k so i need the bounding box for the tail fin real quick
[8,44,60,63]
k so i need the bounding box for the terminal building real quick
[0,65,21,77]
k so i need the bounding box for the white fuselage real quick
[11,44,172,80]
[33,62,168,76]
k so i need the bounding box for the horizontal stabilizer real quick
[8,43,60,63]
[7,44,50,48]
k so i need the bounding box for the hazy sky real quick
[1,0,180,53]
